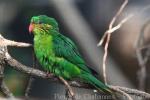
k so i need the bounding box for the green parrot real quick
[29,15,112,94]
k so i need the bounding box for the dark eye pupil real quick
[39,21,42,24]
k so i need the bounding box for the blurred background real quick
[0,0,150,99]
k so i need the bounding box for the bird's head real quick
[29,15,59,34]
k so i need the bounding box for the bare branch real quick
[109,0,128,30]
[0,31,150,99]
[25,51,36,98]
[97,4,150,46]
[0,65,13,98]
[110,86,133,100]
[0,34,32,47]
[136,49,146,91]
[0,42,14,98]
[0,81,14,98]
[97,7,150,86]
[5,53,47,79]
[110,86,150,99]
[97,1,150,86]
[135,19,150,90]
[97,0,128,85]
[97,0,128,46]
[97,14,133,47]
[70,81,150,99]
[2,43,150,100]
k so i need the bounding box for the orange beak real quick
[29,23,34,33]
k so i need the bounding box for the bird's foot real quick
[45,72,58,80]
[46,71,54,78]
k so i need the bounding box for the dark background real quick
[0,0,150,99]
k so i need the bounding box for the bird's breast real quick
[34,35,55,60]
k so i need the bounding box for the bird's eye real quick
[38,21,42,24]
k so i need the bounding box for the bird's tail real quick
[80,71,112,94]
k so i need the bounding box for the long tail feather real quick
[80,71,112,94]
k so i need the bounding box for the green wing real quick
[53,33,91,73]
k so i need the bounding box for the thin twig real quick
[109,0,128,30]
[110,86,133,100]
[143,47,150,63]
[97,0,128,46]
[97,6,150,87]
[5,53,77,100]
[25,50,36,98]
[110,85,150,99]
[0,81,14,98]
[135,19,150,90]
[97,4,150,46]
[98,0,128,85]
[136,49,146,91]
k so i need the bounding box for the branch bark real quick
[110,86,150,99]
[25,51,37,98]
[0,35,14,98]
[0,34,150,99]
[97,0,129,85]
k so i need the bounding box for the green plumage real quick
[30,15,112,93]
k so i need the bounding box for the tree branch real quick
[0,39,14,98]
[0,31,150,100]
[135,19,150,90]
[110,86,133,100]
[25,50,37,98]
[97,0,150,89]
[97,3,150,47]
[0,33,150,99]
[110,86,150,99]
[0,81,14,98]
[97,0,128,85]
[5,53,47,79]
[0,64,13,98]
[0,35,31,47]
